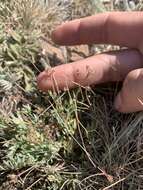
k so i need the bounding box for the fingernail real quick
[114,93,122,111]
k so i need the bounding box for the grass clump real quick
[0,0,143,190]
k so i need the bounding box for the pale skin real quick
[37,12,143,113]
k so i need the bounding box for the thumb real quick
[114,68,143,113]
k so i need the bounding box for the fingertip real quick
[51,22,70,45]
[37,71,52,92]
[114,93,125,113]
[37,72,47,91]
[51,19,81,45]
[37,65,74,92]
[51,27,63,45]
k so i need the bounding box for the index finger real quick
[52,12,143,49]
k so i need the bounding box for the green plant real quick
[0,0,143,190]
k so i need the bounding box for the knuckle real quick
[73,64,92,86]
[73,67,87,85]
[73,68,81,83]
[76,19,83,43]
[102,12,111,43]
[139,43,143,55]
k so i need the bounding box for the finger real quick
[114,68,143,113]
[37,49,143,92]
[52,12,143,50]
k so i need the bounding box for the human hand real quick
[37,12,143,113]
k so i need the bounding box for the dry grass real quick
[0,0,143,190]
